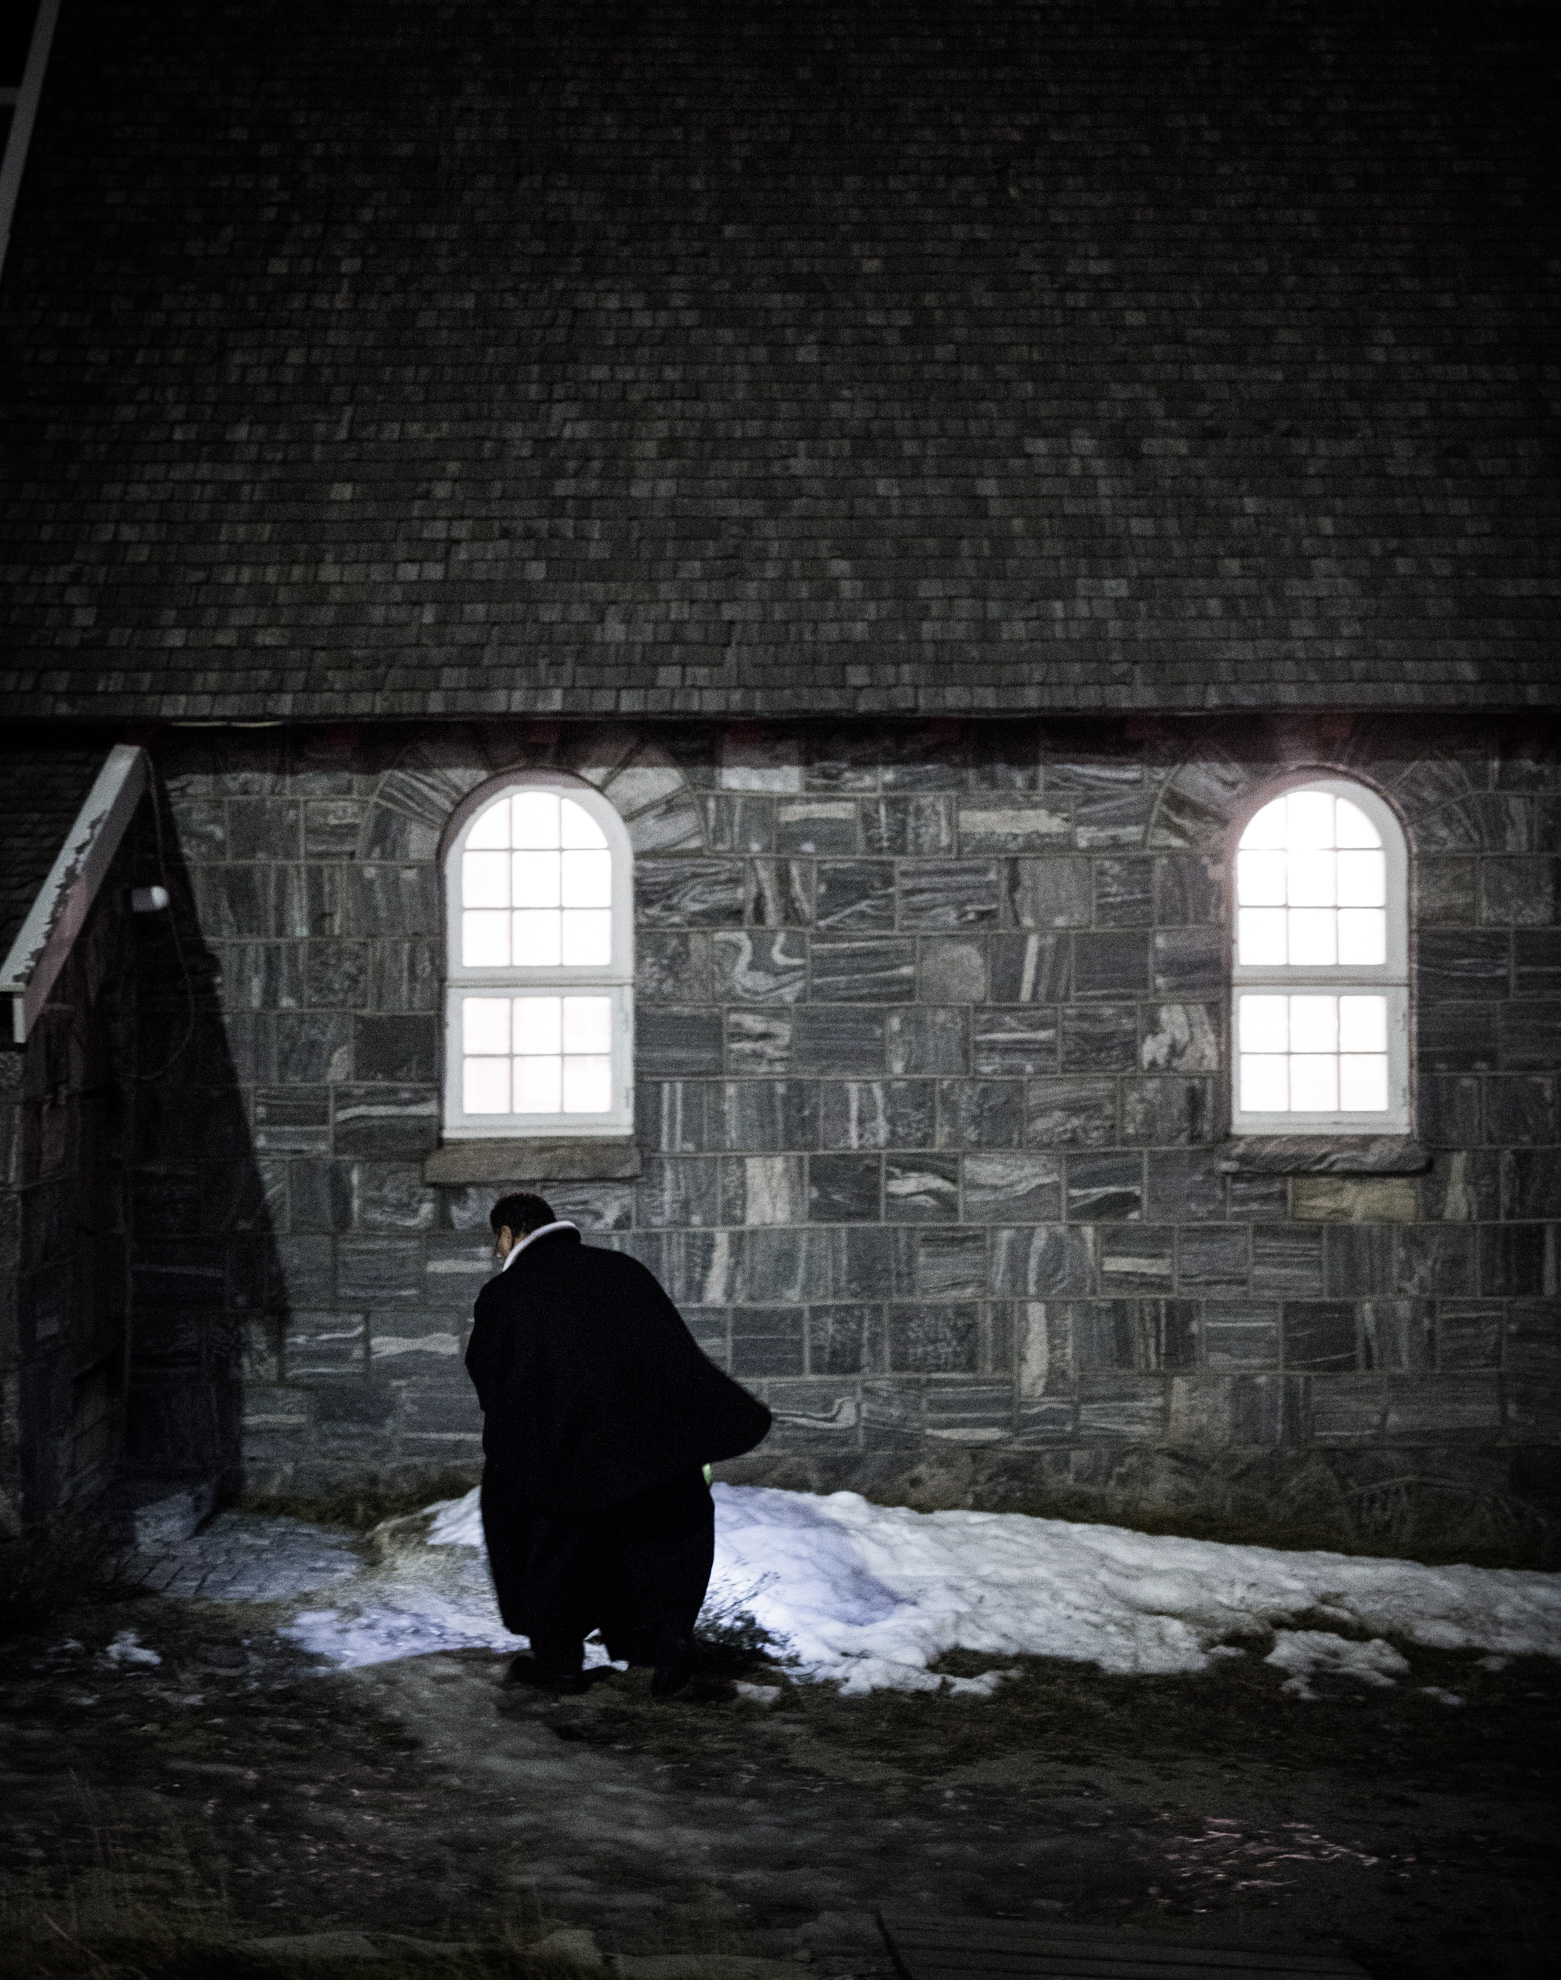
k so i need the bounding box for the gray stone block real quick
[731,1306,806,1379]
[284,1311,367,1379]
[1419,1001,1500,1072]
[990,1225,1095,1297]
[1480,1223,1555,1297]
[1307,1374,1385,1442]
[1499,998,1561,1070]
[1073,929,1150,998]
[541,1182,637,1232]
[988,931,1071,1002]
[365,939,440,1014]
[737,1227,808,1305]
[914,1226,987,1298]
[889,1304,980,1373]
[289,1160,354,1233]
[331,1085,440,1158]
[973,1008,1059,1076]
[637,931,714,1005]
[816,861,895,930]
[706,793,776,854]
[338,1236,424,1303]
[1231,1373,1309,1445]
[711,930,807,1003]
[353,1015,437,1084]
[1513,933,1561,997]
[269,1235,335,1309]
[395,1382,483,1438]
[1175,1224,1249,1291]
[1154,854,1220,927]
[1417,930,1511,1003]
[638,1008,723,1077]
[807,1305,881,1376]
[1076,1378,1167,1441]
[273,1011,354,1085]
[775,798,859,854]
[964,1151,1062,1222]
[1252,1226,1325,1297]
[367,1311,464,1375]
[1065,1153,1143,1221]
[1362,1299,1434,1371]
[1417,1074,1482,1147]
[924,1381,1015,1443]
[1060,1003,1138,1072]
[1435,1301,1502,1370]
[1225,1171,1289,1220]
[957,800,1067,854]
[303,799,366,858]
[936,1079,1024,1148]
[721,1154,808,1226]
[746,858,815,926]
[1152,927,1224,996]
[917,937,989,1004]
[635,858,747,926]
[864,795,955,856]
[725,1010,793,1074]
[1006,858,1090,930]
[1140,1003,1220,1072]
[1202,1301,1281,1370]
[1502,1147,1561,1221]
[1484,1075,1556,1146]
[254,1086,332,1155]
[350,1163,438,1233]
[807,1225,916,1302]
[1282,1302,1359,1372]
[1122,1077,1215,1147]
[1482,857,1557,927]
[343,864,440,938]
[1418,1149,1499,1224]
[216,941,305,1013]
[195,863,309,940]
[639,1155,721,1229]
[1323,1223,1398,1296]
[304,940,369,1011]
[1024,1077,1117,1148]
[1383,1373,1502,1440]
[1392,1224,1478,1298]
[1093,857,1154,927]
[810,937,917,1003]
[683,1309,730,1368]
[793,1006,886,1075]
[885,1153,960,1222]
[766,1380,864,1449]
[886,1006,968,1075]
[861,1379,924,1450]
[1098,1227,1176,1296]
[636,1078,711,1153]
[809,1153,881,1223]
[899,860,1002,927]
[718,1079,817,1152]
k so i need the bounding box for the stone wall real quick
[150,715,1559,1544]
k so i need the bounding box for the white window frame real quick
[1230,776,1410,1136]
[442,772,635,1139]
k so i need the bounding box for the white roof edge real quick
[1,743,150,1044]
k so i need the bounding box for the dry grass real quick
[240,1470,481,1534]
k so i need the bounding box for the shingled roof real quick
[0,0,1556,720]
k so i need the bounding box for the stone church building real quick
[1,0,1556,1554]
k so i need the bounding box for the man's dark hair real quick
[490,1192,556,1237]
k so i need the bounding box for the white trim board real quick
[0,0,64,286]
[1,743,149,1044]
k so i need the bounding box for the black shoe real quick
[650,1636,695,1699]
[503,1654,588,1696]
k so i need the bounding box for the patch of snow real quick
[1262,1631,1410,1699]
[154,1482,1561,1698]
[104,1629,161,1666]
[1418,1687,1465,1707]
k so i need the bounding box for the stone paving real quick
[122,1512,364,1604]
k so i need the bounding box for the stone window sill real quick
[423,1139,642,1186]
[1216,1136,1429,1177]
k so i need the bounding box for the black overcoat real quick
[464,1226,771,1514]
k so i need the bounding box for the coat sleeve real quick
[464,1278,507,1413]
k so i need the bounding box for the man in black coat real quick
[464,1192,772,1696]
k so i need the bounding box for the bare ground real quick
[2,1573,1559,1980]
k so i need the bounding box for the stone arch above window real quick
[1230,776,1410,1135]
[441,771,634,1139]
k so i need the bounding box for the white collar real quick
[499,1220,578,1271]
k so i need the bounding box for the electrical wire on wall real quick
[134,771,196,1083]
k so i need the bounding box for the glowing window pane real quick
[1289,995,1339,1055]
[462,997,511,1055]
[1240,1055,1289,1111]
[466,799,511,849]
[512,850,561,909]
[563,1056,613,1113]
[1336,850,1385,907]
[514,996,562,1055]
[463,1058,510,1114]
[1337,909,1386,966]
[562,995,612,1054]
[511,792,560,849]
[1238,908,1288,966]
[1243,798,1289,849]
[1290,1055,1339,1111]
[462,850,511,908]
[561,909,613,966]
[1340,1055,1389,1111]
[1334,799,1379,849]
[1237,849,1287,907]
[1288,850,1337,907]
[1287,909,1337,966]
[1287,791,1335,849]
[462,910,511,967]
[1238,995,1289,1053]
[561,848,612,908]
[560,800,607,849]
[513,910,562,966]
[514,1057,562,1113]
[1339,994,1388,1054]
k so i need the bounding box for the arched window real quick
[443,774,634,1138]
[1231,778,1409,1134]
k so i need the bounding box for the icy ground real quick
[138,1484,1561,1701]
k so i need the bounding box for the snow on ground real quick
[262,1483,1561,1700]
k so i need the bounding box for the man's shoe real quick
[504,1654,588,1696]
[649,1635,695,1699]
